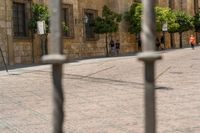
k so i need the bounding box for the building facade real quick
[0,0,199,65]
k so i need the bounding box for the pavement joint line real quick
[1,95,49,122]
[32,67,143,86]
[155,66,171,80]
[63,73,144,86]
[83,65,116,78]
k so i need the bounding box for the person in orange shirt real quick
[189,34,196,50]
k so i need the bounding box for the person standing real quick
[160,35,165,50]
[115,40,120,55]
[156,38,160,51]
[189,34,196,50]
[109,39,115,55]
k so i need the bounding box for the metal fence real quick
[44,0,161,133]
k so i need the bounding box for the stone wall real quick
[0,1,8,66]
[0,0,199,65]
[49,0,137,61]
[62,0,107,60]
[107,0,137,53]
[13,39,33,64]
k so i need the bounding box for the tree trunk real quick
[137,33,141,51]
[106,33,109,56]
[196,32,198,45]
[31,31,34,63]
[170,33,174,48]
[179,32,182,48]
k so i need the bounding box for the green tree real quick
[28,3,50,33]
[173,11,193,48]
[155,7,178,48]
[155,7,176,32]
[125,4,174,48]
[124,3,142,49]
[167,10,179,33]
[124,3,142,34]
[28,3,68,56]
[94,5,122,56]
[193,11,200,32]
[28,3,50,56]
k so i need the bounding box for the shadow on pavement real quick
[155,86,173,90]
[0,64,43,72]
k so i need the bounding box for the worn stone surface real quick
[1,47,200,132]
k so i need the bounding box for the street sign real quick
[162,23,168,32]
[37,21,46,35]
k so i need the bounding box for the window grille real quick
[84,9,98,41]
[13,2,27,37]
[62,4,74,38]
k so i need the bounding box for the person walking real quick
[115,40,120,55]
[189,34,196,50]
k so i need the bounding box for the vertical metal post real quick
[42,0,66,133]
[138,0,161,133]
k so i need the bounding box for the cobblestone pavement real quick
[1,47,200,133]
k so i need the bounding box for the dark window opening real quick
[62,4,74,38]
[84,9,98,40]
[13,2,27,37]
[85,12,95,39]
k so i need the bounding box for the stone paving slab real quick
[1,47,200,132]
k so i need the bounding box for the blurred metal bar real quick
[138,0,162,133]
[42,0,66,133]
[142,0,156,51]
[52,64,64,133]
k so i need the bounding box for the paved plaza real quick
[1,47,200,133]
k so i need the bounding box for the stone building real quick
[0,0,199,65]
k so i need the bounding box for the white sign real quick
[162,23,168,32]
[37,21,46,35]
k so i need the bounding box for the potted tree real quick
[124,3,142,50]
[28,3,50,57]
[93,5,122,56]
[173,11,193,48]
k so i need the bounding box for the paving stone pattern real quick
[1,47,200,132]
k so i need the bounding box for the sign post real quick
[162,22,168,49]
[37,21,46,55]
